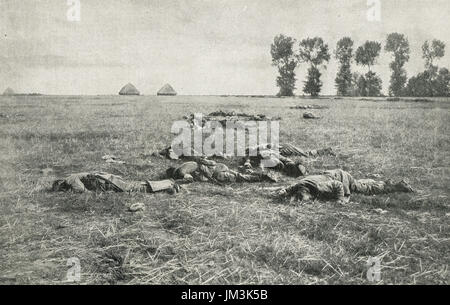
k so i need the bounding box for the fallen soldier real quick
[166,159,277,183]
[51,172,180,194]
[303,112,321,119]
[305,147,336,158]
[290,105,329,110]
[153,143,334,162]
[207,110,281,121]
[277,169,414,204]
[278,143,335,158]
[208,110,269,120]
[153,146,229,160]
[242,144,335,177]
[242,146,307,178]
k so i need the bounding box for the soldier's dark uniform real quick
[280,169,413,202]
[243,145,307,178]
[51,172,176,193]
[169,159,276,183]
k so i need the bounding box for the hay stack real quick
[157,84,177,96]
[3,88,15,96]
[119,83,140,95]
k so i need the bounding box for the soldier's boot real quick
[387,179,414,193]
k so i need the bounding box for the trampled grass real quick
[0,95,448,284]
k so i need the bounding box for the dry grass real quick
[0,95,449,284]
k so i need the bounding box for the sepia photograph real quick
[0,0,448,292]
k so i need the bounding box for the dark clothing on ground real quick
[281,169,413,202]
[51,172,176,193]
[170,160,275,183]
[243,146,307,178]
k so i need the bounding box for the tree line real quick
[270,33,449,97]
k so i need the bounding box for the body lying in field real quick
[51,172,180,193]
[242,143,335,177]
[50,159,277,194]
[277,169,414,204]
[154,143,335,162]
[166,159,277,183]
[241,148,307,178]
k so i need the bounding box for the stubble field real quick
[0,95,449,284]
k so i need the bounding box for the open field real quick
[0,95,449,284]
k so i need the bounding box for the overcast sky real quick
[1,0,449,95]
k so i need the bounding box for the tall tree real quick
[433,67,450,96]
[355,41,382,72]
[385,33,410,96]
[355,41,383,96]
[423,39,446,95]
[334,37,354,96]
[405,39,449,97]
[271,34,298,96]
[422,39,445,70]
[298,37,330,96]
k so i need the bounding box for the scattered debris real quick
[208,110,276,121]
[0,113,25,119]
[148,180,177,193]
[41,168,54,176]
[367,173,383,179]
[183,111,281,128]
[129,203,145,212]
[102,155,126,164]
[373,208,388,215]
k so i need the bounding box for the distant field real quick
[0,95,449,284]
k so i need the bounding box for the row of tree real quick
[270,34,449,97]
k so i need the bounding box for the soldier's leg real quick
[220,167,274,183]
[353,178,414,195]
[215,169,256,183]
[352,179,386,195]
[125,181,150,193]
[172,162,199,179]
[387,179,414,193]
[235,172,260,182]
